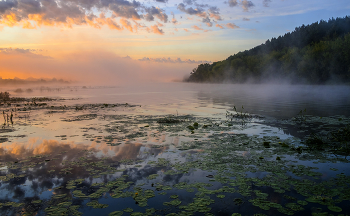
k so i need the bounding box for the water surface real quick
[0,83,349,216]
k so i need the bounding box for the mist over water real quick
[191,83,350,118]
[6,82,350,118]
[2,82,350,216]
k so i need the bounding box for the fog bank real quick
[0,50,195,86]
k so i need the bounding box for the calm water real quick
[1,83,350,216]
[8,83,350,118]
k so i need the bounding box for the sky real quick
[0,0,349,85]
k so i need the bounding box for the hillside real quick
[185,16,350,84]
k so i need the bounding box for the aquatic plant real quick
[0,92,10,102]
[157,116,182,123]
[293,109,308,124]
[226,105,253,127]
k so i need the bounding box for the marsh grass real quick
[293,109,308,124]
[226,105,254,128]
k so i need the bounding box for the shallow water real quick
[0,83,350,216]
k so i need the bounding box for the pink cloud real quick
[226,23,239,29]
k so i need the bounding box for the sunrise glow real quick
[0,0,349,84]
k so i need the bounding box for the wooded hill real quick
[185,16,350,84]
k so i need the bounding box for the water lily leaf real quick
[327,205,342,212]
[123,208,133,213]
[109,211,123,216]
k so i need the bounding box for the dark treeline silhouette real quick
[185,16,350,84]
[0,77,70,86]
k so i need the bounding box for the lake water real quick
[1,83,350,216]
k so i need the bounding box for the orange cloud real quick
[120,18,133,32]
[1,12,20,27]
[22,21,36,29]
[209,13,222,21]
[226,23,240,29]
[150,25,164,35]
[171,12,178,24]
[0,139,147,161]
[0,0,169,34]
[216,24,224,29]
[96,13,123,30]
[193,25,203,30]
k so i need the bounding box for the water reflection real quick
[1,83,350,215]
[0,138,171,162]
[194,84,350,118]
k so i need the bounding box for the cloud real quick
[120,18,133,32]
[177,2,221,27]
[208,6,222,21]
[192,25,203,30]
[0,0,169,34]
[0,0,18,14]
[171,12,178,24]
[226,0,254,12]
[263,0,271,7]
[177,3,206,17]
[227,0,238,7]
[241,0,254,12]
[183,0,194,5]
[226,22,239,29]
[149,24,164,35]
[243,17,250,21]
[155,0,168,3]
[205,22,212,27]
[216,23,224,29]
[202,17,212,27]
[138,57,211,64]
[184,28,189,32]
[22,20,36,29]
[143,6,168,23]
[97,13,123,30]
[0,47,52,59]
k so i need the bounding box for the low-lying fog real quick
[2,82,350,119]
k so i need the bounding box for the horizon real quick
[0,0,349,85]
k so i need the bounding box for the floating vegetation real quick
[157,117,182,123]
[86,200,109,209]
[1,98,350,216]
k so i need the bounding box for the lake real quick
[1,83,350,216]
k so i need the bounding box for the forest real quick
[185,16,350,84]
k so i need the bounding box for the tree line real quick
[185,16,350,84]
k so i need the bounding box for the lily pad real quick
[327,205,342,212]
